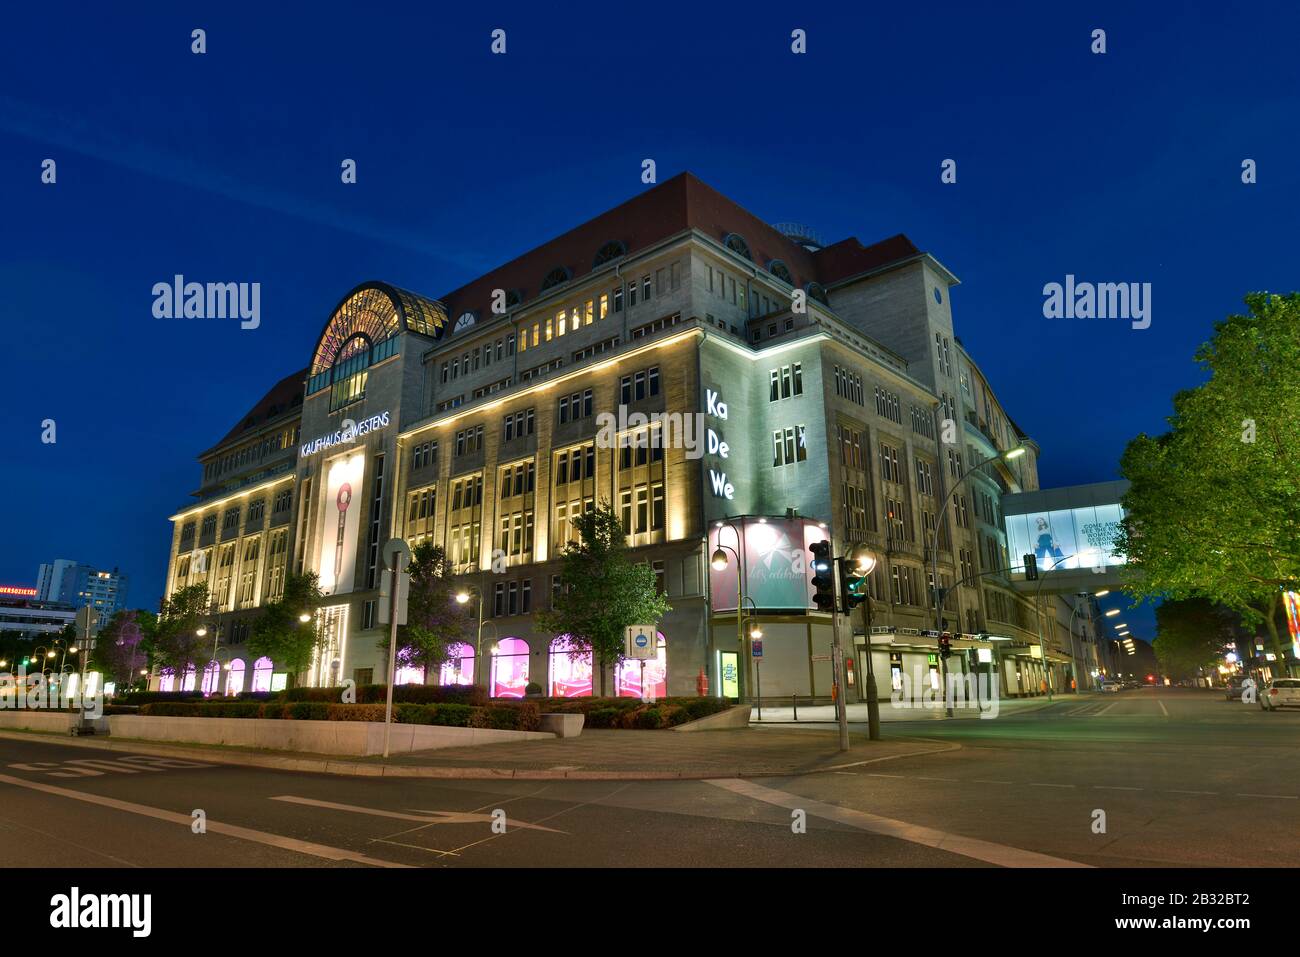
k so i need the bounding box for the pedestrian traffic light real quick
[810,540,836,612]
[938,632,953,659]
[839,558,868,615]
[1023,553,1038,581]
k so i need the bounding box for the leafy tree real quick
[248,573,323,679]
[1152,599,1239,679]
[376,541,471,678]
[152,583,211,678]
[90,609,156,688]
[1117,292,1300,673]
[536,500,670,696]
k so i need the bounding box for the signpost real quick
[380,538,411,759]
[72,606,97,735]
[625,625,657,702]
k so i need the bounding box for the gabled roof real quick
[203,367,306,457]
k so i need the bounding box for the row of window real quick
[769,363,804,402]
[184,487,293,543]
[203,426,299,483]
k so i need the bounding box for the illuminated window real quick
[616,633,666,698]
[181,664,197,693]
[159,668,175,693]
[252,657,274,693]
[201,661,221,696]
[490,638,530,698]
[549,636,593,698]
[226,658,246,696]
[439,643,475,686]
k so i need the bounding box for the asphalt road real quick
[0,688,1292,868]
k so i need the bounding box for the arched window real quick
[226,658,246,696]
[439,642,475,687]
[768,260,794,286]
[180,664,197,693]
[806,282,829,306]
[252,657,274,694]
[723,233,752,261]
[540,266,570,291]
[395,645,425,685]
[548,636,593,698]
[159,668,175,693]
[490,638,530,698]
[201,661,221,696]
[592,240,627,268]
[616,632,667,698]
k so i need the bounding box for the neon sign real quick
[299,410,390,458]
[0,586,37,597]
[705,388,733,500]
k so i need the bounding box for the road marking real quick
[269,795,566,833]
[1094,786,1142,791]
[0,772,409,868]
[971,779,1014,785]
[1168,789,1217,795]
[1030,782,1074,789]
[1158,699,1169,717]
[708,778,1089,868]
[1237,793,1299,800]
[1096,702,1119,716]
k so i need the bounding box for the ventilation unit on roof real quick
[772,222,825,252]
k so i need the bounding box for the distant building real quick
[35,561,129,629]
[0,595,76,639]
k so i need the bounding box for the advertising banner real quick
[319,452,366,594]
[709,517,828,611]
[1004,503,1126,572]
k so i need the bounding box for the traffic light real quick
[938,633,953,660]
[810,540,836,612]
[1023,553,1038,581]
[839,557,869,615]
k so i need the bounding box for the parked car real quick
[1224,677,1251,701]
[1260,678,1300,711]
[1099,680,1122,693]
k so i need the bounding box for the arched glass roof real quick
[310,282,448,376]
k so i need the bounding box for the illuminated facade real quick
[161,173,1096,700]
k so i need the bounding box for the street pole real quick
[862,593,880,740]
[831,605,849,751]
[382,569,400,759]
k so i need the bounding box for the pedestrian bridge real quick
[1000,480,1131,596]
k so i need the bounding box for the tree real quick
[152,583,211,679]
[536,500,670,696]
[376,541,471,679]
[1152,599,1238,679]
[90,609,156,688]
[1117,292,1300,673]
[248,573,323,680]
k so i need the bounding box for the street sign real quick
[383,537,411,572]
[377,569,409,625]
[752,638,763,657]
[624,625,657,659]
[811,654,831,662]
[75,605,98,638]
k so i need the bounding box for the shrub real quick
[524,682,543,696]
[326,704,387,722]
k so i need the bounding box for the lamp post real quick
[847,545,881,740]
[455,576,488,684]
[741,596,762,716]
[929,445,1025,717]
[711,518,749,701]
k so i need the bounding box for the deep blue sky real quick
[4,2,1297,642]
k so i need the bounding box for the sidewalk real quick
[0,726,955,781]
[750,692,1083,726]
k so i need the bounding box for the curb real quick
[0,728,958,782]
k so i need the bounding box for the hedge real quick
[283,684,487,707]
[497,696,732,729]
[136,699,539,731]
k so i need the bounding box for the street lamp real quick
[929,444,1026,716]
[712,518,750,702]
[847,544,882,740]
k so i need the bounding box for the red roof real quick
[439,172,923,319]
[204,367,306,456]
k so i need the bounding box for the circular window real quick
[933,287,943,305]
[453,312,476,333]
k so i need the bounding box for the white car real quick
[1260,677,1300,711]
[1099,681,1122,693]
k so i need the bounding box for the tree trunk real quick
[598,655,606,697]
